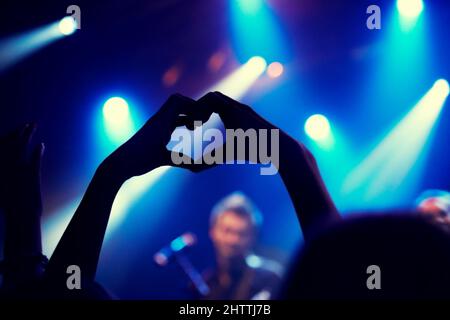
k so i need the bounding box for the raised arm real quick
[277,131,339,241]
[0,124,46,292]
[44,94,195,291]
[190,92,340,242]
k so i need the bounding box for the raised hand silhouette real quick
[43,91,338,298]
[43,93,199,297]
[182,92,340,241]
[0,123,44,217]
[104,94,197,179]
[0,123,46,293]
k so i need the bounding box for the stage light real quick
[434,79,450,96]
[230,0,289,64]
[342,79,449,208]
[237,0,263,14]
[204,56,267,100]
[267,62,284,78]
[397,0,424,19]
[103,97,129,122]
[304,114,331,141]
[58,16,77,36]
[247,56,267,74]
[0,18,75,72]
[102,96,135,145]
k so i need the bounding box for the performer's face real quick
[210,211,254,261]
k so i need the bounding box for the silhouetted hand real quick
[45,94,198,285]
[195,91,278,131]
[181,91,283,172]
[102,93,196,179]
[0,124,45,290]
[0,123,44,217]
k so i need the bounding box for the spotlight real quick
[103,97,130,122]
[237,0,263,14]
[304,114,331,141]
[397,0,424,19]
[1,18,78,72]
[58,16,77,36]
[102,96,135,145]
[434,79,450,96]
[247,56,267,74]
[204,56,267,100]
[342,78,449,207]
[267,62,284,78]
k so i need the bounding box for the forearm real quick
[44,160,126,283]
[4,213,42,258]
[2,210,43,289]
[278,132,340,242]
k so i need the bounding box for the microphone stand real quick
[174,252,210,297]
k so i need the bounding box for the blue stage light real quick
[397,0,424,19]
[304,114,331,141]
[58,16,77,36]
[102,96,135,145]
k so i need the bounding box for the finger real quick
[163,93,196,117]
[213,91,261,119]
[174,114,194,129]
[193,92,227,122]
[19,122,37,149]
[161,94,198,132]
[31,142,45,176]
[213,91,276,130]
[213,91,238,105]
[195,91,253,120]
[175,115,204,131]
[195,91,254,131]
[172,95,200,130]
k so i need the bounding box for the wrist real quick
[4,214,42,259]
[101,148,161,181]
[278,132,311,171]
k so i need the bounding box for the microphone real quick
[153,232,197,266]
[153,232,209,296]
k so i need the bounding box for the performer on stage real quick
[202,192,282,300]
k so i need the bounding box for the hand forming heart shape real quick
[103,92,282,180]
